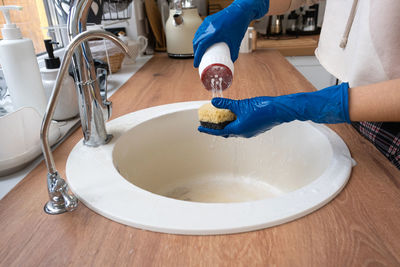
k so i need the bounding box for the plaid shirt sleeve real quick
[352,122,400,170]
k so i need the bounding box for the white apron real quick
[291,0,400,87]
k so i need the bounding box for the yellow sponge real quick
[198,103,236,129]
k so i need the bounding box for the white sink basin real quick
[67,101,353,235]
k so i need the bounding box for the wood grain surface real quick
[0,51,399,267]
[256,35,320,56]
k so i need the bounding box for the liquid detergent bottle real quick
[0,5,47,116]
[198,42,234,95]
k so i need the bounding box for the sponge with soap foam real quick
[198,103,236,130]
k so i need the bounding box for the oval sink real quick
[67,101,353,235]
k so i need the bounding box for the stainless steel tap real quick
[68,0,115,147]
[40,0,130,215]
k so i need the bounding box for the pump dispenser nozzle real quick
[0,6,23,40]
[44,39,61,69]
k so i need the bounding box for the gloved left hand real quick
[198,83,351,138]
[193,0,269,68]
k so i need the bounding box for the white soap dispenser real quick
[0,5,47,116]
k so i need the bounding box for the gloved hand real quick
[193,0,269,68]
[198,83,351,138]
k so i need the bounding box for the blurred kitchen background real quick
[0,0,333,88]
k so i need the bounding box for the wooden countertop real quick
[1,51,400,266]
[255,34,319,56]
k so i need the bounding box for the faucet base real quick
[44,172,79,215]
[83,133,113,147]
[44,201,69,215]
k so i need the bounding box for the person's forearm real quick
[349,78,400,122]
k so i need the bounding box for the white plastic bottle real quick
[198,42,234,92]
[0,6,47,116]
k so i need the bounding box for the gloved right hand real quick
[198,83,351,138]
[193,0,269,68]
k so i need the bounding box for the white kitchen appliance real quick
[165,0,202,57]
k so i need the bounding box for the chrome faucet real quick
[69,0,117,147]
[40,0,130,215]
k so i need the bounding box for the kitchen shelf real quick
[255,34,319,56]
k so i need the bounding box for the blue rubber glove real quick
[198,83,351,138]
[193,0,269,68]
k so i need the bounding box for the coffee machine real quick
[288,4,321,36]
[263,4,321,38]
[266,15,284,36]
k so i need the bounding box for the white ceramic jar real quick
[41,68,79,121]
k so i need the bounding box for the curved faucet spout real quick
[68,0,92,37]
[40,30,130,215]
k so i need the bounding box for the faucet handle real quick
[97,67,112,120]
[103,100,112,121]
[97,67,108,102]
